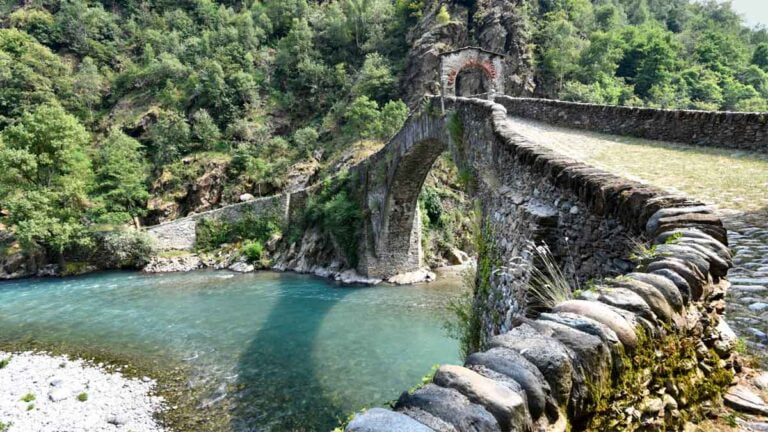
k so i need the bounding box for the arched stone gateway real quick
[440,47,506,99]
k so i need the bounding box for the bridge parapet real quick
[497,95,768,152]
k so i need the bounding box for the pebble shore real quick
[0,351,165,432]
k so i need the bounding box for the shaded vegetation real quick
[302,174,363,268]
[195,214,281,252]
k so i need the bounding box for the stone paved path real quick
[504,116,768,367]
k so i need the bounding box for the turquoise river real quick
[0,270,464,431]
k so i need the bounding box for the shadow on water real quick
[229,277,355,432]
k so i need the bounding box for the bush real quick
[241,241,264,262]
[91,230,154,269]
[436,5,451,25]
[195,214,281,251]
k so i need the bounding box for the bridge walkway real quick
[504,114,768,365]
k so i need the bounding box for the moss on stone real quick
[582,326,733,431]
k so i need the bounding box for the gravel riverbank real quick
[0,351,165,432]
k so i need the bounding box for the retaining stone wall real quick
[346,97,736,431]
[145,194,290,250]
[496,96,768,152]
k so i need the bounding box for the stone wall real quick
[496,96,768,152]
[145,194,291,251]
[345,97,736,431]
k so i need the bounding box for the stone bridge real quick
[341,48,767,430]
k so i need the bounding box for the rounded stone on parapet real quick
[346,408,435,432]
[466,348,550,420]
[538,312,620,347]
[553,300,638,348]
[609,278,676,325]
[432,365,532,432]
[395,384,501,432]
[538,312,625,378]
[655,230,732,261]
[676,242,731,277]
[645,206,714,237]
[590,286,657,323]
[653,244,714,277]
[678,237,732,265]
[638,195,703,227]
[490,325,574,407]
[602,303,658,337]
[646,259,705,301]
[396,407,456,432]
[627,272,684,312]
[532,319,612,421]
[649,268,692,305]
[653,220,728,246]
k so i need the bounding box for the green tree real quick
[752,43,768,72]
[293,127,319,155]
[538,12,586,93]
[379,100,408,140]
[93,129,149,224]
[344,96,382,139]
[192,109,222,151]
[146,111,191,169]
[352,53,396,104]
[0,103,93,257]
[0,29,74,127]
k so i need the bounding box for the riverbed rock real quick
[396,384,500,432]
[753,373,768,390]
[387,268,436,285]
[228,261,255,273]
[346,408,434,432]
[143,253,202,273]
[49,388,70,402]
[432,365,531,431]
[107,414,130,426]
[445,248,471,266]
[335,270,383,285]
[553,300,638,348]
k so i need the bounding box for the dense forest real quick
[1,0,767,268]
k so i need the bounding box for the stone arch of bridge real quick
[357,105,483,279]
[440,47,506,99]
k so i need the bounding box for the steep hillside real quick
[1,0,767,276]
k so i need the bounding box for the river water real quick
[0,270,464,431]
